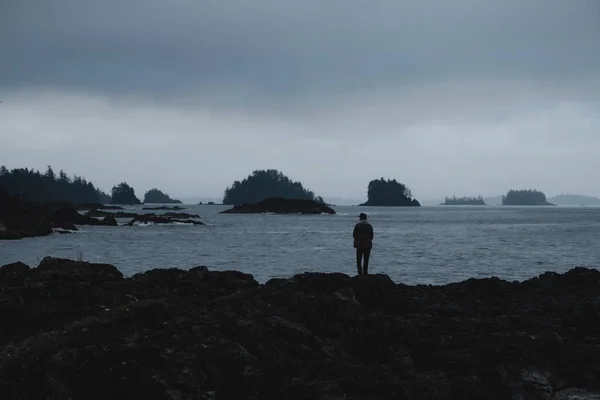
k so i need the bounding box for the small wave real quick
[130,222,154,227]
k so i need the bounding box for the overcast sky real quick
[1,0,599,201]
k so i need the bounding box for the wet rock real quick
[126,215,204,226]
[221,197,336,214]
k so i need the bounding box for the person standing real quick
[353,213,374,275]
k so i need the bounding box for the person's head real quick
[359,213,367,221]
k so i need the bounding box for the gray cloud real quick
[2,0,599,100]
[1,0,599,201]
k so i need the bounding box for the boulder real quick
[102,215,118,226]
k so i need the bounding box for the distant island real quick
[502,189,554,206]
[441,196,486,205]
[222,169,325,205]
[111,182,142,205]
[143,188,182,204]
[548,194,600,206]
[0,165,110,204]
[359,178,420,207]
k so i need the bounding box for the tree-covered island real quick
[502,189,554,206]
[359,178,420,206]
[222,169,325,205]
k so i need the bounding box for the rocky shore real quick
[1,257,599,399]
[0,191,203,239]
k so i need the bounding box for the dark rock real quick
[0,191,119,240]
[142,206,187,210]
[85,210,140,218]
[36,257,124,281]
[221,197,336,214]
[0,261,32,287]
[102,215,118,226]
[0,191,54,240]
[126,215,204,226]
[162,212,200,219]
[1,261,600,399]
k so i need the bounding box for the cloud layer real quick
[1,0,599,200]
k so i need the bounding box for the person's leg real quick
[356,249,363,275]
[363,249,371,274]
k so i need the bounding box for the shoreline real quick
[1,257,599,399]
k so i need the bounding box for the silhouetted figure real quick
[353,213,374,275]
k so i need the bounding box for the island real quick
[548,194,600,206]
[222,169,326,205]
[1,257,599,399]
[359,178,420,206]
[221,197,335,214]
[111,182,142,205]
[441,195,486,205]
[143,188,182,204]
[502,189,554,206]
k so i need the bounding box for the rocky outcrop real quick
[102,215,118,226]
[85,210,199,220]
[221,197,336,214]
[1,257,599,399]
[142,206,187,210]
[84,210,140,218]
[0,191,115,240]
[126,214,205,226]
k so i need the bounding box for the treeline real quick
[223,169,324,205]
[3,165,424,207]
[442,196,485,205]
[0,166,110,204]
[502,189,552,206]
[0,165,187,205]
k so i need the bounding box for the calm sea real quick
[1,205,599,285]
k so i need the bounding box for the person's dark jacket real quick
[353,220,374,249]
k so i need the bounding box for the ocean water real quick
[1,205,599,285]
